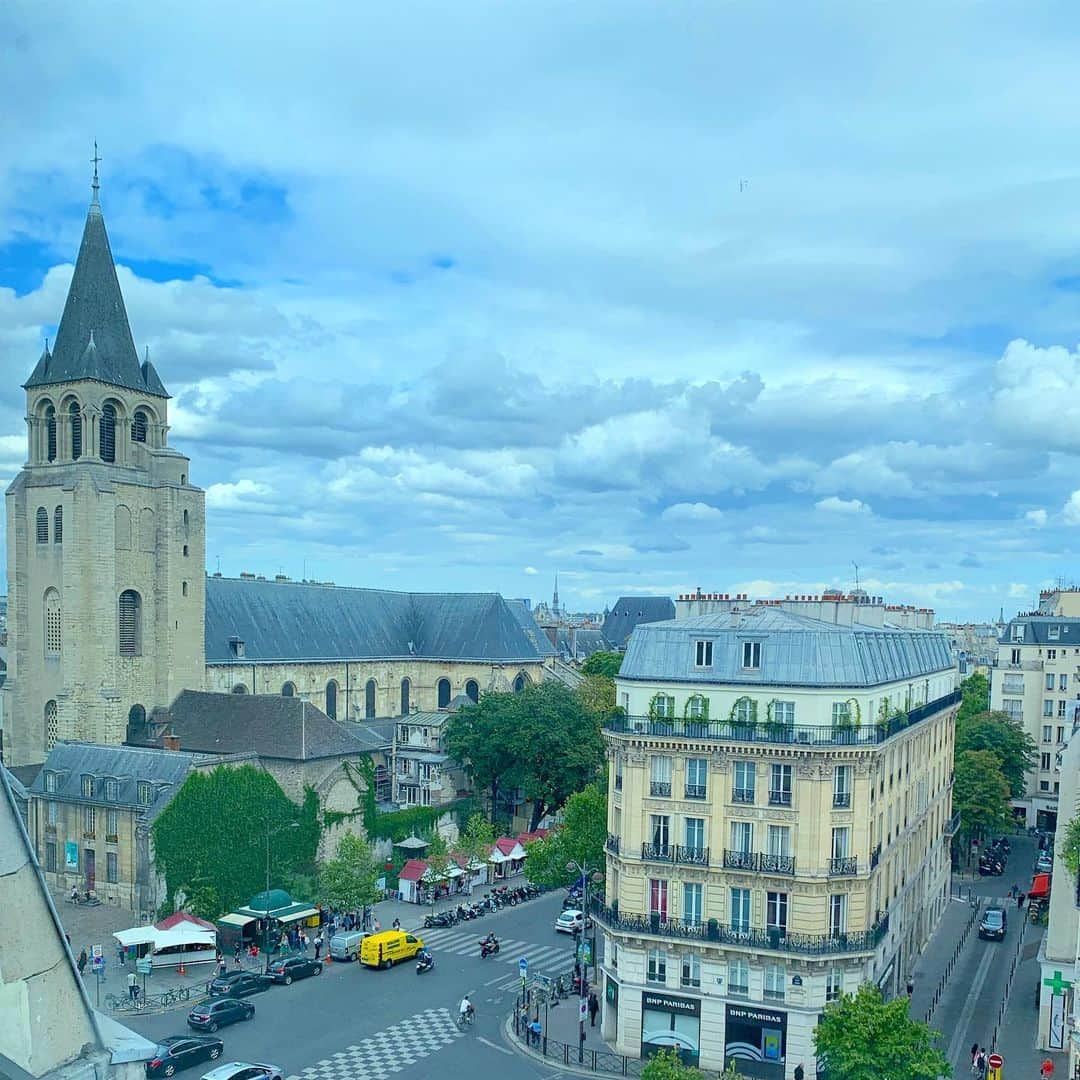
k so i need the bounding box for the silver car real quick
[201,1063,283,1080]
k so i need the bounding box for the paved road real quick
[123,892,574,1080]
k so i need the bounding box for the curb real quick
[500,1014,605,1079]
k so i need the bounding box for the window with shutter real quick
[118,590,141,655]
[54,506,63,544]
[44,589,62,656]
[101,403,117,462]
[46,406,57,461]
[131,410,148,443]
[69,402,83,459]
[36,507,49,544]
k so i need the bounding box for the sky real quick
[2,2,1080,622]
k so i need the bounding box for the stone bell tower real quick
[4,159,206,765]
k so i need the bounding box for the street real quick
[122,891,575,1080]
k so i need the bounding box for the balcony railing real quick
[605,834,621,855]
[723,849,758,871]
[833,792,852,809]
[105,833,119,844]
[943,812,961,838]
[591,900,890,956]
[829,857,858,876]
[642,842,673,862]
[684,784,707,800]
[676,845,710,867]
[721,850,795,875]
[83,831,95,840]
[870,843,882,870]
[732,789,755,804]
[760,853,796,875]
[649,781,672,797]
[769,790,792,807]
[604,689,962,746]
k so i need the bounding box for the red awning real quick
[1029,872,1051,899]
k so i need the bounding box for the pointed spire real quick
[90,141,101,208]
[553,573,560,615]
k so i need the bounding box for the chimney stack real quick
[164,734,180,751]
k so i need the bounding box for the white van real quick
[329,930,367,962]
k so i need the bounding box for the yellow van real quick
[359,930,424,969]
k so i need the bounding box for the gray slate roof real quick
[205,576,553,663]
[24,197,168,398]
[554,626,612,662]
[164,690,393,759]
[620,608,954,688]
[602,596,676,648]
[1000,616,1080,646]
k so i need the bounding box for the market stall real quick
[113,912,217,969]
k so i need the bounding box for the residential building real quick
[599,607,958,1076]
[393,709,463,808]
[990,598,1080,831]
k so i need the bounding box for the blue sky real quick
[2,1,1080,621]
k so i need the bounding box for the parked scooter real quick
[416,949,435,974]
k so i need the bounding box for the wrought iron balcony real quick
[591,899,890,956]
[768,790,793,807]
[870,843,881,870]
[675,845,709,867]
[649,781,672,797]
[943,812,961,838]
[684,784,707,800]
[723,849,758,871]
[641,842,673,862]
[732,788,755,804]
[829,857,858,876]
[605,834,621,855]
[832,792,852,809]
[760,853,796,875]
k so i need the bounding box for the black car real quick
[146,1036,225,1077]
[187,999,255,1033]
[979,906,1007,941]
[267,955,323,985]
[207,971,271,998]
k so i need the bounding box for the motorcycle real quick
[416,951,435,974]
[424,911,454,929]
[480,937,501,959]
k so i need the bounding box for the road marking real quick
[484,974,505,986]
[946,940,997,1068]
[477,1036,513,1056]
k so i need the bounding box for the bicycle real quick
[456,1010,475,1029]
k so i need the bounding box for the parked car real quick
[146,1037,224,1077]
[207,971,271,998]
[187,999,255,1033]
[200,1063,283,1080]
[267,955,323,985]
[329,931,366,962]
[1036,853,1054,873]
[979,906,1007,941]
[555,909,590,934]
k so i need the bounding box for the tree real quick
[577,673,616,718]
[955,710,1036,799]
[525,783,606,888]
[152,764,321,918]
[318,833,381,916]
[641,1049,709,1080]
[1060,813,1080,877]
[953,749,1012,847]
[421,832,455,904]
[955,671,989,727]
[444,692,525,823]
[813,984,949,1080]
[581,651,623,679]
[458,813,495,874]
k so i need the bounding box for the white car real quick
[555,909,589,934]
[201,1064,283,1080]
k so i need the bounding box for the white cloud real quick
[205,479,275,510]
[661,502,724,523]
[815,496,871,515]
[523,566,538,575]
[1063,491,1080,525]
[1025,509,1048,527]
[1009,583,1030,599]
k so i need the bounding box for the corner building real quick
[598,608,958,1078]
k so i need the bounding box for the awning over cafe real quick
[1030,872,1051,899]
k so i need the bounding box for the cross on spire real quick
[91,141,102,204]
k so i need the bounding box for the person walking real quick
[127,970,138,1002]
[794,1066,805,1080]
[588,990,599,1027]
[314,932,323,960]
[77,948,88,976]
[117,942,126,968]
[1018,892,1026,910]
[1040,1059,1054,1080]
[975,1047,987,1078]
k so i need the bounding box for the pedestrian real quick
[1018,892,1026,909]
[970,1043,978,1069]
[314,932,323,960]
[530,1019,542,1047]
[127,970,138,1001]
[975,1047,986,1077]
[906,979,914,998]
[117,942,126,967]
[392,918,401,931]
[1010,883,1019,898]
[373,917,381,933]
[234,943,242,962]
[588,990,599,1027]
[77,948,88,975]
[1041,1058,1054,1079]
[794,1066,805,1080]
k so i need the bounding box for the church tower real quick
[4,163,206,765]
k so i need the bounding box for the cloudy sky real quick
[2,2,1080,621]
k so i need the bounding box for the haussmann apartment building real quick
[597,592,959,1079]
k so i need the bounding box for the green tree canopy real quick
[955,709,1037,799]
[581,651,623,679]
[525,782,606,888]
[813,984,950,1080]
[576,673,616,718]
[1061,814,1080,877]
[457,813,495,869]
[318,833,381,914]
[152,764,320,918]
[953,749,1013,842]
[956,671,989,726]
[444,691,525,823]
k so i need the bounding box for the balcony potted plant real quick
[729,696,758,739]
[833,698,860,743]
[648,694,676,735]
[764,699,793,742]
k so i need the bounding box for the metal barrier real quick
[923,899,982,1025]
[989,913,1028,1052]
[512,1007,645,1076]
[104,985,197,1013]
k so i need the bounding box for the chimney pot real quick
[164,735,180,751]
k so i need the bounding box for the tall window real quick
[101,403,117,462]
[646,948,666,984]
[680,952,701,988]
[45,842,57,872]
[764,963,785,1001]
[650,814,670,853]
[683,882,703,926]
[826,967,844,1002]
[766,891,788,934]
[728,957,749,995]
[69,402,82,459]
[325,680,338,719]
[769,764,793,805]
[137,781,153,806]
[730,888,751,933]
[831,827,850,860]
[695,640,713,667]
[106,808,119,839]
[733,760,755,802]
[118,590,142,655]
[36,507,48,544]
[771,700,795,727]
[767,825,791,856]
[44,589,62,656]
[652,694,674,718]
[465,679,479,704]
[281,682,296,697]
[687,695,708,719]
[437,678,451,708]
[685,757,707,798]
[131,410,148,443]
[684,817,705,855]
[81,774,94,797]
[44,700,58,750]
[650,756,672,796]
[53,506,63,544]
[833,765,852,807]
[733,697,754,724]
[829,894,848,937]
[400,678,411,715]
[365,679,377,719]
[46,405,57,461]
[742,641,761,668]
[730,820,753,854]
[649,879,668,920]
[83,805,96,836]
[106,852,119,884]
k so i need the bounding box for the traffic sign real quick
[579,998,588,1021]
[987,1053,1003,1070]
[136,957,153,975]
[519,957,528,977]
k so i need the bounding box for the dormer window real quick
[742,641,762,669]
[81,774,94,798]
[229,636,245,658]
[1013,624,1025,643]
[1049,625,1061,641]
[695,640,713,668]
[105,778,120,802]
[44,771,57,793]
[137,781,153,806]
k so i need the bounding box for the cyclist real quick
[459,994,475,1025]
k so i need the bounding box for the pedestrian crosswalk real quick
[415,926,574,991]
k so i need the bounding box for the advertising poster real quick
[725,1003,788,1080]
[1049,993,1065,1050]
[64,841,78,870]
[640,991,701,1067]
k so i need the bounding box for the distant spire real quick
[91,141,101,206]
[553,573,560,615]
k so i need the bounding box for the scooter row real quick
[422,884,544,927]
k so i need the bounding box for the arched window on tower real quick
[365,679,376,719]
[127,704,146,741]
[54,506,63,545]
[36,507,48,544]
[400,678,411,716]
[281,682,296,697]
[44,700,58,751]
[326,680,338,720]
[44,588,61,657]
[118,589,142,656]
[465,679,479,704]
[231,683,248,694]
[437,678,451,709]
[131,409,148,444]
[45,405,57,462]
[101,403,117,462]
[70,402,83,460]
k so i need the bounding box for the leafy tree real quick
[1060,814,1080,877]
[813,983,949,1080]
[641,1049,710,1080]
[955,671,989,727]
[953,749,1012,846]
[525,783,606,888]
[152,765,321,918]
[955,709,1036,799]
[445,692,525,823]
[581,651,623,679]
[458,813,495,872]
[577,673,616,718]
[318,833,381,915]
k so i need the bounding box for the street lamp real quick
[566,860,604,1063]
[264,819,300,972]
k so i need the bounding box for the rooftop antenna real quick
[215,555,221,573]
[852,561,860,592]
[91,141,102,204]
